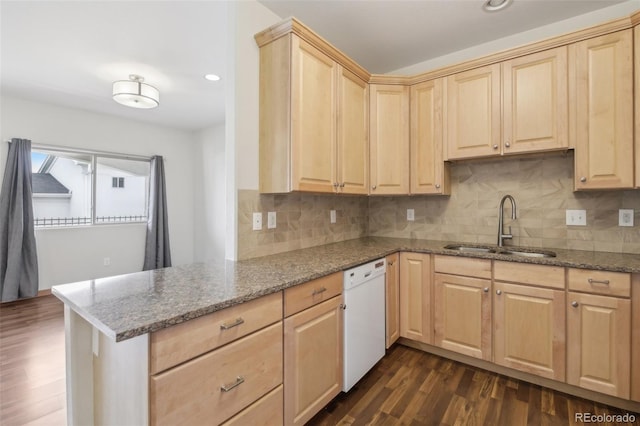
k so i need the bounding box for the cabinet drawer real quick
[222,384,283,426]
[434,255,491,279]
[494,261,564,289]
[568,268,630,297]
[150,322,283,426]
[284,272,342,317]
[150,292,283,374]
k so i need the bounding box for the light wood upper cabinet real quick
[385,253,400,348]
[502,46,568,154]
[410,79,450,195]
[370,84,410,195]
[284,295,343,426]
[571,29,634,190]
[635,25,640,189]
[567,292,631,399]
[446,64,501,160]
[258,34,368,194]
[337,68,369,194]
[399,252,431,344]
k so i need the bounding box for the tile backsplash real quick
[238,153,640,259]
[369,153,640,254]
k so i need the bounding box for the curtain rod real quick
[7,140,153,162]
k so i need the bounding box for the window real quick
[112,177,125,188]
[31,148,150,227]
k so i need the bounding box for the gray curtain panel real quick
[143,155,171,270]
[0,138,39,301]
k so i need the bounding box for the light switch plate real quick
[267,211,276,229]
[566,209,586,226]
[407,209,415,221]
[330,210,336,224]
[252,212,262,230]
[619,209,634,227]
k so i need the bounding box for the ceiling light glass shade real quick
[112,75,159,109]
[483,0,512,12]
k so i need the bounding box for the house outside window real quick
[31,148,150,227]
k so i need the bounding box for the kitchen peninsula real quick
[53,237,640,424]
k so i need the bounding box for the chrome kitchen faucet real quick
[497,195,517,247]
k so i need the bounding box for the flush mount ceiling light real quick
[112,74,159,109]
[483,0,513,12]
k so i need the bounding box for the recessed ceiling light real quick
[204,74,221,81]
[483,0,513,12]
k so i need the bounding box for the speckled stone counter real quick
[52,237,640,342]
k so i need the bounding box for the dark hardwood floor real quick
[0,295,66,425]
[1,295,638,425]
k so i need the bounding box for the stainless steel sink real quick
[500,249,556,258]
[443,244,496,253]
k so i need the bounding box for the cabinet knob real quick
[505,141,511,148]
[571,301,579,308]
[340,183,345,188]
[388,261,394,266]
[372,185,377,190]
[496,289,502,295]
[580,176,587,183]
[435,184,441,189]
[493,144,499,150]
[483,287,489,293]
[333,182,339,188]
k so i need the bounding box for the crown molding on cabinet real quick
[256,12,639,86]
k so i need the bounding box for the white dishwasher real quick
[343,258,386,392]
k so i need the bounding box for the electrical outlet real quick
[407,209,415,221]
[330,210,336,224]
[103,257,111,266]
[252,212,262,230]
[566,209,586,226]
[619,209,634,227]
[267,211,276,229]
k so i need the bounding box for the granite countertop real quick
[52,237,640,342]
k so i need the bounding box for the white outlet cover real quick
[566,209,586,226]
[330,210,336,224]
[619,209,634,227]
[252,212,262,230]
[407,209,415,221]
[267,211,276,229]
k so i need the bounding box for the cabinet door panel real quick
[399,252,431,344]
[572,30,633,189]
[338,68,369,194]
[284,296,342,426]
[567,292,630,399]
[385,253,400,348]
[410,79,448,194]
[494,282,565,381]
[370,84,410,194]
[434,274,491,360]
[446,64,501,159]
[291,37,337,193]
[635,26,640,189]
[503,46,568,154]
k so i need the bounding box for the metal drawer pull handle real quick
[312,287,327,296]
[220,376,245,392]
[588,278,610,285]
[220,317,245,330]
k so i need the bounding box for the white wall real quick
[225,0,281,259]
[194,123,226,261]
[392,0,640,75]
[0,96,196,290]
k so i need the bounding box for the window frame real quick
[32,144,152,228]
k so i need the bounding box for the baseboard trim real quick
[37,289,52,297]
[398,338,640,413]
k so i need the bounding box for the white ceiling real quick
[1,0,634,132]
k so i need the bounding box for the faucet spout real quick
[497,195,517,247]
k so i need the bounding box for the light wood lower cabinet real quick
[567,292,631,399]
[399,252,431,344]
[222,385,283,426]
[434,273,491,361]
[284,295,343,426]
[149,323,283,426]
[493,281,566,381]
[385,253,400,348]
